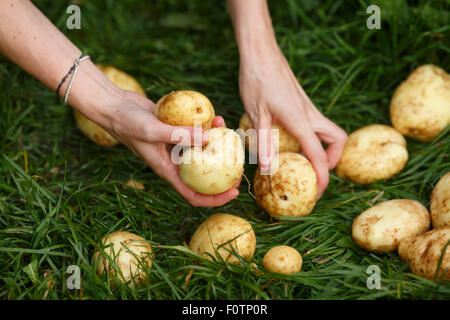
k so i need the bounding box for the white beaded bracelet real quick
[63,55,90,105]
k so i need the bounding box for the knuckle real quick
[338,129,348,142]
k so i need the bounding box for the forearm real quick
[0,0,120,121]
[227,0,280,61]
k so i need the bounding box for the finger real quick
[143,149,240,207]
[151,123,208,147]
[313,119,348,169]
[283,121,329,198]
[213,116,226,128]
[167,169,240,207]
[300,134,329,198]
[255,114,274,174]
[187,188,240,207]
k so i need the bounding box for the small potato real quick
[430,172,450,228]
[189,213,256,264]
[398,226,450,281]
[352,199,430,252]
[238,113,300,153]
[390,64,450,141]
[154,90,215,129]
[93,231,153,286]
[253,152,318,218]
[179,127,244,195]
[263,245,302,275]
[336,124,408,184]
[74,65,147,147]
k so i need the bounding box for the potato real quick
[74,65,147,147]
[262,245,302,275]
[93,231,153,285]
[390,64,450,141]
[179,127,244,195]
[336,124,408,184]
[154,90,215,129]
[430,172,450,228]
[97,65,147,96]
[73,110,119,147]
[189,213,256,264]
[253,152,318,218]
[398,226,450,281]
[238,113,300,153]
[352,199,430,252]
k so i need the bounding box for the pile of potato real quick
[347,65,450,281]
[83,64,449,286]
[85,70,304,285]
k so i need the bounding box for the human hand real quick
[239,47,347,197]
[83,88,240,207]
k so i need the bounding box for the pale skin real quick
[0,0,346,206]
[228,0,347,197]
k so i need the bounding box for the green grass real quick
[1,0,450,300]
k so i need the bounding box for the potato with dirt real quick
[398,226,450,281]
[253,152,318,218]
[390,64,450,142]
[263,245,302,274]
[430,172,450,228]
[93,231,153,286]
[336,124,408,184]
[189,213,256,264]
[154,90,215,129]
[178,127,244,195]
[352,199,430,252]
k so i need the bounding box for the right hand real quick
[238,47,347,197]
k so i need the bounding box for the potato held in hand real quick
[336,124,408,184]
[189,213,256,264]
[398,226,450,281]
[238,113,300,153]
[430,172,450,228]
[352,199,430,252]
[179,127,244,195]
[390,64,450,141]
[74,65,147,147]
[253,152,318,218]
[154,90,215,129]
[93,231,153,286]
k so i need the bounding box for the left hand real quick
[84,88,241,207]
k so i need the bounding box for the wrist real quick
[229,0,279,61]
[65,61,124,127]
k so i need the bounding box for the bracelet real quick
[56,53,83,98]
[63,55,90,105]
[55,54,90,104]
